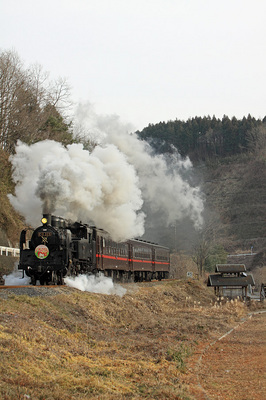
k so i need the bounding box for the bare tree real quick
[28,63,72,111]
[0,49,72,153]
[192,237,210,277]
[0,50,25,150]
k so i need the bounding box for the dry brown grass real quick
[0,280,260,400]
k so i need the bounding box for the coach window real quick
[156,250,168,261]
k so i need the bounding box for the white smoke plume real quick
[64,273,127,297]
[73,102,205,230]
[8,140,145,241]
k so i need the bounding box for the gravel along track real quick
[0,285,72,299]
[192,311,266,400]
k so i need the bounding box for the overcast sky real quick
[1,0,266,130]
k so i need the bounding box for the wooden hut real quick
[207,264,255,299]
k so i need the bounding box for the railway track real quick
[0,278,176,291]
[0,285,65,290]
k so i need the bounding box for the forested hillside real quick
[137,115,266,161]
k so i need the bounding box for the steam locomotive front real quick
[19,215,70,285]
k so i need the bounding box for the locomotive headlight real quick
[41,217,48,225]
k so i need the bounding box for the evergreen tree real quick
[137,115,266,160]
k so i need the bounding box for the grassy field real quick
[0,279,261,400]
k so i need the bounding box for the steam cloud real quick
[64,273,127,297]
[4,263,31,285]
[8,102,204,241]
[8,140,144,241]
[74,103,205,230]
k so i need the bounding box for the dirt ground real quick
[185,311,266,400]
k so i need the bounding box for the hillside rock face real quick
[226,252,266,289]
[202,156,266,252]
[0,228,9,247]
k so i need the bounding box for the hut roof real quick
[207,274,255,287]
[215,264,246,273]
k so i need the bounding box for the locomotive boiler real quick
[19,214,170,285]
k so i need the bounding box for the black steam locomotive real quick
[19,214,170,285]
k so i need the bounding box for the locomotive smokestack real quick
[43,213,52,225]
